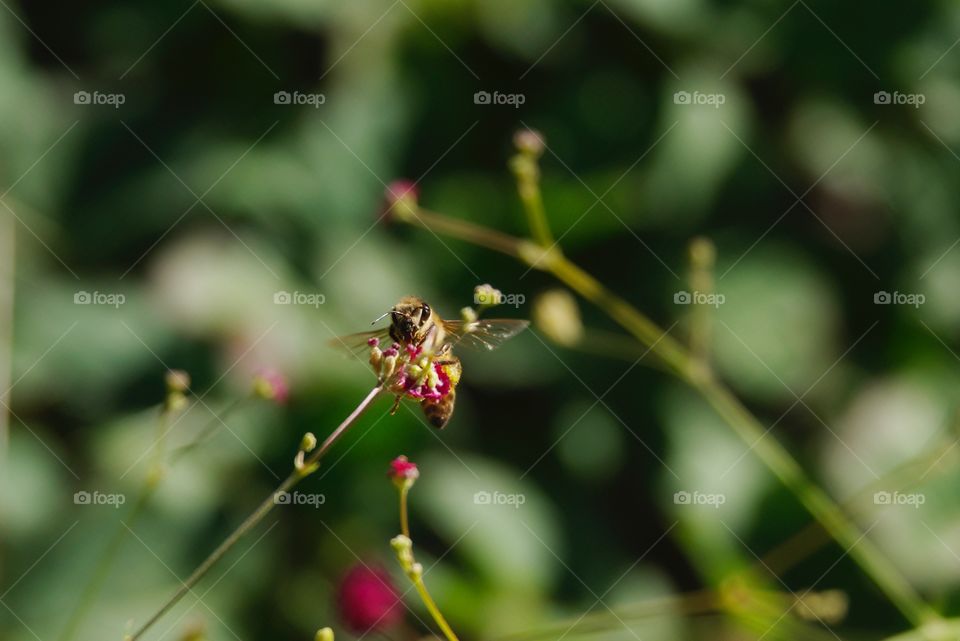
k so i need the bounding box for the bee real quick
[330,296,528,429]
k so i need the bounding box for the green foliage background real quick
[2,1,960,640]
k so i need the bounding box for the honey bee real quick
[331,296,528,429]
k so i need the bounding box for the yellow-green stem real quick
[399,484,410,538]
[0,205,12,461]
[398,206,939,628]
[60,398,246,641]
[510,154,553,247]
[411,576,460,641]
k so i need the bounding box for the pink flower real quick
[388,455,419,484]
[336,565,403,633]
[252,368,289,404]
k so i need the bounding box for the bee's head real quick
[388,297,432,344]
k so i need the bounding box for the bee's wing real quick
[442,319,530,351]
[326,328,392,357]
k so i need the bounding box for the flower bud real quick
[513,128,545,158]
[253,368,289,404]
[473,283,502,308]
[688,236,716,270]
[388,455,419,490]
[315,628,335,641]
[164,370,190,412]
[382,180,419,223]
[165,370,191,394]
[301,432,317,452]
[381,353,397,381]
[532,289,583,347]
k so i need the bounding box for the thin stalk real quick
[399,484,410,539]
[393,477,458,641]
[61,398,247,641]
[490,590,718,641]
[763,436,958,576]
[686,237,716,370]
[397,207,940,628]
[168,396,248,464]
[510,153,553,247]
[128,385,384,641]
[410,577,459,641]
[0,206,13,460]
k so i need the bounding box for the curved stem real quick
[411,577,459,641]
[61,398,247,641]
[127,385,384,641]
[398,207,939,628]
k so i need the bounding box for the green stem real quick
[0,205,13,461]
[411,576,460,641]
[399,484,410,539]
[510,154,553,247]
[763,435,958,576]
[127,385,384,641]
[168,396,248,464]
[398,207,939,628]
[490,590,718,641]
[60,398,247,641]
[695,380,936,627]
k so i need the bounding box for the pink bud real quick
[388,455,419,484]
[252,368,289,404]
[381,180,419,223]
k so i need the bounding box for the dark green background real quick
[1,1,959,640]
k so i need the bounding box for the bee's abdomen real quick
[421,391,455,429]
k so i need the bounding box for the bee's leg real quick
[390,395,402,415]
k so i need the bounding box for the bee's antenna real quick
[371,310,392,325]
